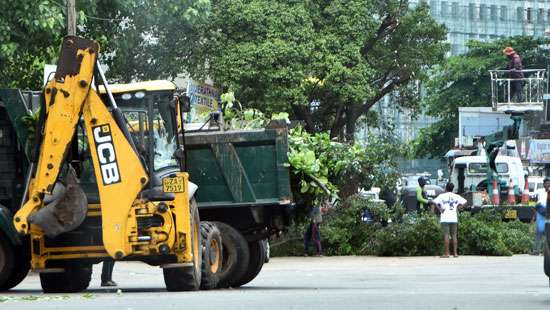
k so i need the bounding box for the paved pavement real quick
[1,255,549,309]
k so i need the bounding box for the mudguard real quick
[0,206,21,245]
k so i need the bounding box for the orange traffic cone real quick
[507,179,516,204]
[492,179,500,205]
[521,178,529,204]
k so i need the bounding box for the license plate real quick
[504,209,517,220]
[163,177,185,193]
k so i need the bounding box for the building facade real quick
[427,0,549,56]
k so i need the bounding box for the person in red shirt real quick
[502,47,524,102]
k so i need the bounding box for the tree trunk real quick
[330,105,346,140]
[291,104,315,133]
[345,105,359,142]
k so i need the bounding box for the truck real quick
[0,36,292,292]
[450,155,525,194]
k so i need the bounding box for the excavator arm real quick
[14,36,149,259]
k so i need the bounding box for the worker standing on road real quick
[433,182,466,258]
[531,177,550,255]
[502,47,524,102]
[416,177,432,213]
[304,204,324,257]
[101,259,117,287]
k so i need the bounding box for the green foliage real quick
[20,109,40,146]
[0,1,65,88]
[458,210,531,256]
[99,0,210,82]
[322,196,383,255]
[0,0,133,89]
[374,213,442,256]
[288,128,339,201]
[414,36,550,158]
[288,127,404,204]
[273,196,533,257]
[186,0,448,138]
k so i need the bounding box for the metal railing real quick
[489,69,547,113]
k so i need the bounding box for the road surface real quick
[1,255,549,309]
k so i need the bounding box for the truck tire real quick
[0,244,30,291]
[231,240,266,287]
[263,239,270,263]
[40,266,92,293]
[213,222,249,288]
[163,198,202,291]
[0,234,14,289]
[544,243,550,278]
[199,221,223,290]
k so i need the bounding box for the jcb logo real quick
[92,124,121,185]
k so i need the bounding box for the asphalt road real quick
[1,255,549,310]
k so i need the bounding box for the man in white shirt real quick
[433,182,467,258]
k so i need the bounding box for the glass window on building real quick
[469,3,476,20]
[430,1,437,15]
[526,8,532,23]
[490,5,498,20]
[441,1,448,17]
[480,4,487,20]
[500,5,507,21]
[537,8,545,24]
[517,7,524,22]
[451,2,459,17]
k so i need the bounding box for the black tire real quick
[0,234,15,289]
[200,221,223,290]
[0,244,30,291]
[263,239,270,263]
[213,222,249,288]
[163,198,202,291]
[40,266,92,293]
[232,240,266,287]
[544,243,550,278]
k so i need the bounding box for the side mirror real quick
[179,95,191,113]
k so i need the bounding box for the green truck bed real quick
[186,124,291,209]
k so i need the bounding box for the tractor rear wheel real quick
[0,234,14,289]
[163,198,202,291]
[0,244,29,291]
[199,221,223,290]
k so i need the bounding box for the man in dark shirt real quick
[502,47,524,102]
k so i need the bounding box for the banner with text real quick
[527,139,550,164]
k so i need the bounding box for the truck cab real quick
[450,155,525,193]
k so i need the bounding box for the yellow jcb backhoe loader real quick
[11,36,221,293]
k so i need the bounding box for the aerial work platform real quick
[489,69,546,113]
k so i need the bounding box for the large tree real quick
[185,0,448,140]
[413,36,550,158]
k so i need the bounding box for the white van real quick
[450,155,526,193]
